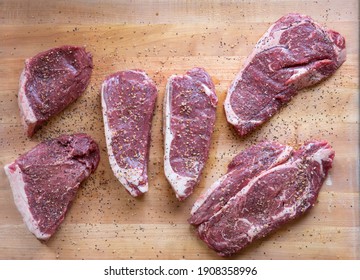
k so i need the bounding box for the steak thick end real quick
[18,45,93,137]
[4,133,100,240]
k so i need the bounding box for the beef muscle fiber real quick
[224,13,346,136]
[164,67,218,201]
[4,134,100,240]
[18,45,93,137]
[101,70,157,197]
[190,140,335,256]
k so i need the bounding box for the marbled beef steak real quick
[163,67,218,201]
[101,70,157,197]
[18,46,93,137]
[189,141,293,226]
[224,13,346,136]
[190,140,335,256]
[4,134,100,240]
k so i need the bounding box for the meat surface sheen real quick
[164,67,218,201]
[101,70,158,197]
[189,141,293,225]
[4,134,100,240]
[224,13,346,136]
[18,45,93,137]
[190,140,335,256]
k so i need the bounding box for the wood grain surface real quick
[0,0,358,260]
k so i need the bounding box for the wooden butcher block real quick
[0,0,358,260]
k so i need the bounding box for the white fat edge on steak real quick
[101,74,148,197]
[271,143,334,220]
[285,59,335,89]
[268,145,294,168]
[163,74,198,199]
[224,18,285,127]
[163,73,215,199]
[304,142,334,176]
[283,18,346,87]
[190,172,230,215]
[224,14,338,127]
[4,163,51,240]
[191,144,293,216]
[202,143,333,241]
[200,162,298,243]
[18,67,37,134]
[128,69,149,80]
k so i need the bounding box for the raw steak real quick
[164,67,218,201]
[101,70,157,197]
[190,140,335,256]
[3,133,100,240]
[189,141,293,225]
[18,45,93,137]
[224,13,346,136]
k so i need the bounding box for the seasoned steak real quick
[101,70,158,197]
[4,134,100,240]
[224,13,346,136]
[18,45,93,137]
[190,140,335,256]
[164,67,218,201]
[189,141,293,225]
